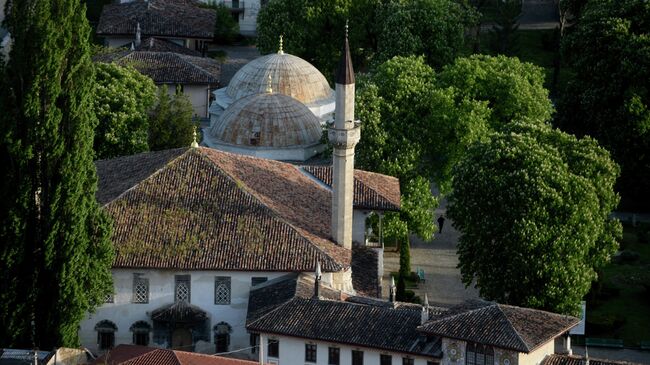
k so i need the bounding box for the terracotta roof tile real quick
[418,300,579,353]
[93,344,261,365]
[542,354,644,365]
[97,0,215,39]
[95,51,220,85]
[302,166,400,211]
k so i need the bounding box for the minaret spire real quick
[328,22,360,250]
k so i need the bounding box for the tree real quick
[149,85,196,151]
[0,0,114,348]
[556,0,650,211]
[201,2,239,44]
[256,0,475,76]
[93,62,157,159]
[437,55,554,130]
[448,121,621,315]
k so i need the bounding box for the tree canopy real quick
[0,0,113,348]
[556,0,650,211]
[256,0,475,76]
[149,85,196,151]
[448,121,621,315]
[93,62,157,159]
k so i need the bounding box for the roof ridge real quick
[496,304,531,352]
[176,53,215,78]
[198,149,345,271]
[426,300,494,324]
[101,148,187,209]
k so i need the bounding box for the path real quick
[381,198,480,307]
[572,346,650,365]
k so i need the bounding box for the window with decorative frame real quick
[130,321,151,346]
[175,275,191,303]
[132,274,149,304]
[214,276,231,304]
[328,347,340,365]
[305,343,317,363]
[466,343,494,365]
[95,320,117,350]
[381,354,392,365]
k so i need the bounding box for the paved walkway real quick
[572,346,650,365]
[381,199,480,307]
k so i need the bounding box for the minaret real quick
[313,261,322,298]
[329,22,360,250]
[135,22,141,47]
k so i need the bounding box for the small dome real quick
[209,93,323,148]
[226,53,333,105]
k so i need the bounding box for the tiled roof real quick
[97,0,215,39]
[302,166,401,211]
[247,275,441,357]
[351,246,380,297]
[127,37,203,56]
[543,354,644,365]
[95,50,220,85]
[93,344,260,365]
[97,148,350,272]
[418,300,579,353]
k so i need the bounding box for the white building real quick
[80,143,400,355]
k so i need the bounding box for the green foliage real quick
[557,0,650,211]
[202,2,240,44]
[399,234,412,279]
[489,0,521,55]
[256,0,475,76]
[438,54,554,129]
[448,121,622,315]
[0,0,114,348]
[93,62,157,159]
[149,85,195,151]
[396,274,407,301]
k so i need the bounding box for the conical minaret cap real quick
[336,22,354,85]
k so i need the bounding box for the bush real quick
[638,223,650,244]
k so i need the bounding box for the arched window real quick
[466,343,494,365]
[130,320,151,346]
[214,322,232,353]
[95,320,117,350]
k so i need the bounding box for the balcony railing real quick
[219,0,245,13]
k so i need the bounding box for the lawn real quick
[585,224,650,347]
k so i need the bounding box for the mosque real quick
[202,37,335,161]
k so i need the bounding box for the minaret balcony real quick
[328,122,360,150]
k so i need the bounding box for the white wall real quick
[79,269,288,355]
[161,84,213,118]
[518,340,555,365]
[259,334,437,365]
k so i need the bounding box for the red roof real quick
[94,345,261,365]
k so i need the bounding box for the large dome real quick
[209,92,323,148]
[226,52,334,105]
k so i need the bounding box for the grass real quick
[585,224,650,347]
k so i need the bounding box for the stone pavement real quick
[381,199,480,307]
[572,346,650,365]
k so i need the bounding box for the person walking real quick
[437,215,446,234]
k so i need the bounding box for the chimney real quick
[389,276,396,302]
[313,261,322,298]
[421,294,430,324]
[328,21,359,250]
[135,22,141,47]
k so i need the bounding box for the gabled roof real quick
[418,300,579,353]
[543,354,644,365]
[302,166,401,211]
[246,275,441,357]
[95,148,400,272]
[93,344,260,365]
[94,50,220,85]
[97,0,215,39]
[127,37,203,56]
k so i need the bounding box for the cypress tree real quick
[0,0,114,349]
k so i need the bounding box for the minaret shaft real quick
[329,32,359,250]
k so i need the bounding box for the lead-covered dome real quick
[226,53,334,105]
[209,92,322,148]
